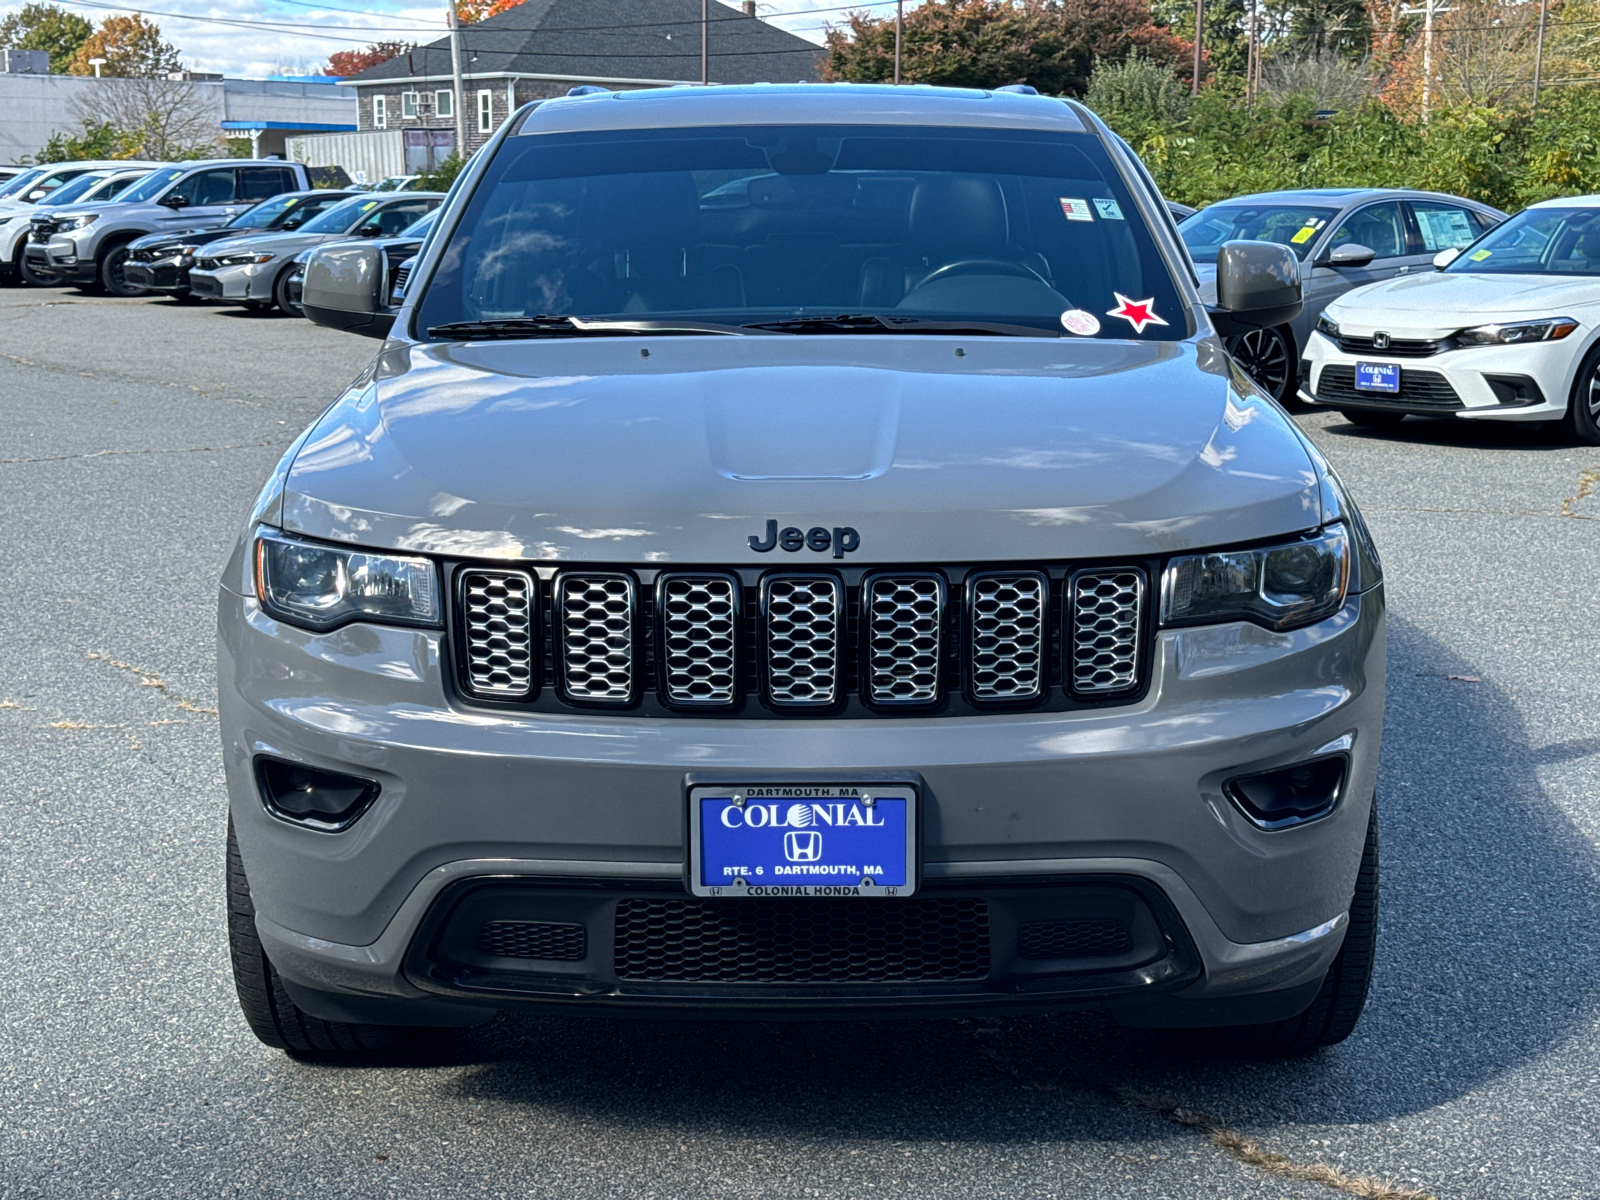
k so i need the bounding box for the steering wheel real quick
[915,258,1048,287]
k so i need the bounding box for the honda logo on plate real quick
[784,830,823,862]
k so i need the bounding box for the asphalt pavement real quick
[1,288,1597,1200]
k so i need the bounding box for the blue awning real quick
[220,121,359,131]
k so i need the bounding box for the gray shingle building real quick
[345,0,823,162]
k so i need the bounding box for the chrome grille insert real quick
[659,574,738,706]
[1069,569,1144,696]
[967,572,1046,702]
[866,574,944,704]
[763,575,842,706]
[556,572,637,703]
[459,569,536,698]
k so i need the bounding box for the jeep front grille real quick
[1068,569,1144,696]
[451,563,1151,715]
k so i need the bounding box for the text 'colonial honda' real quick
[220,82,1384,1058]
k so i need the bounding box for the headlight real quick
[1454,316,1579,346]
[219,252,275,266]
[254,528,440,631]
[64,213,98,230]
[1161,524,1350,631]
[1316,314,1340,337]
[175,244,200,256]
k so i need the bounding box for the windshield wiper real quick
[426,315,748,339]
[742,314,1059,337]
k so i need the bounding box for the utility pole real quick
[702,0,709,85]
[1246,0,1258,104]
[1400,0,1449,122]
[448,1,466,157]
[894,0,903,84]
[1532,0,1548,112]
[1191,0,1203,95]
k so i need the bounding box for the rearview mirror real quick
[1207,239,1302,336]
[302,244,393,339]
[1324,243,1375,268]
[1433,246,1462,270]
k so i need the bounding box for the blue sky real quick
[0,0,902,78]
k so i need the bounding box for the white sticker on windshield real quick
[1093,198,1124,220]
[1061,309,1101,336]
[1059,198,1094,222]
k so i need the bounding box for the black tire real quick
[1214,796,1379,1055]
[1563,341,1600,446]
[227,820,402,1056]
[17,245,54,288]
[273,266,302,316]
[1339,408,1406,428]
[1226,325,1295,403]
[98,242,147,298]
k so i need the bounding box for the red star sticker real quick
[1106,292,1169,335]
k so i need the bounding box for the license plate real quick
[1355,362,1401,393]
[688,784,917,898]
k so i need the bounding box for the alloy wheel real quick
[1227,327,1291,401]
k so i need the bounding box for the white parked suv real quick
[0,160,163,283]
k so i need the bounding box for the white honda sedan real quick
[1302,195,1600,443]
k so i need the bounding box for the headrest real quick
[907,175,1008,258]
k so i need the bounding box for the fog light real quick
[1224,755,1346,829]
[254,756,379,831]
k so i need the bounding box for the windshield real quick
[1179,203,1340,262]
[298,194,383,234]
[415,124,1186,340]
[398,210,437,239]
[229,191,356,231]
[0,168,45,201]
[119,168,186,205]
[1445,206,1600,276]
[84,172,148,202]
[39,173,109,207]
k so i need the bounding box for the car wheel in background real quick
[1563,342,1600,446]
[1226,325,1294,403]
[273,266,302,317]
[98,243,147,298]
[17,247,52,288]
[1338,409,1406,428]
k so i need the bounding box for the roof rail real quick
[995,84,1039,95]
[567,85,610,97]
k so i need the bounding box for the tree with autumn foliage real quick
[455,0,525,24]
[67,14,182,77]
[326,41,418,76]
[823,0,1192,96]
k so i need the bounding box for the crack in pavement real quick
[1366,503,1597,522]
[1,439,289,466]
[1,350,284,406]
[86,651,218,715]
[1559,466,1600,517]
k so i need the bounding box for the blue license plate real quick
[689,784,917,897]
[1355,362,1401,393]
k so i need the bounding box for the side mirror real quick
[355,223,383,237]
[160,193,190,209]
[302,243,394,339]
[1324,242,1375,268]
[1433,246,1462,270]
[1207,239,1302,336]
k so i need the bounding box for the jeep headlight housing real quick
[1161,524,1350,631]
[1454,316,1579,346]
[254,528,440,631]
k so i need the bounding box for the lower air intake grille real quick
[866,574,944,704]
[613,897,990,982]
[1018,918,1132,959]
[475,920,587,961]
[659,574,738,705]
[1316,364,1463,409]
[459,569,536,698]
[968,572,1046,701]
[556,572,637,702]
[1069,569,1144,695]
[763,575,842,706]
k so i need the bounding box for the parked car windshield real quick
[1445,205,1600,276]
[84,172,149,202]
[228,191,356,232]
[118,168,187,205]
[1179,202,1340,262]
[398,210,438,239]
[37,173,111,207]
[297,194,385,234]
[416,124,1186,340]
[0,167,45,200]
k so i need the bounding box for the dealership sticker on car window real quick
[1061,309,1101,336]
[1291,225,1316,244]
[1093,198,1124,220]
[1471,249,1493,261]
[1059,198,1094,222]
[1106,293,1168,334]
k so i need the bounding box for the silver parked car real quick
[223,84,1384,1058]
[187,191,443,312]
[1181,188,1506,401]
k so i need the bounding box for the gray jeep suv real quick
[221,84,1384,1058]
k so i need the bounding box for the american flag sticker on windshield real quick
[1059,198,1094,222]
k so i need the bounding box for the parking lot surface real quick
[2,288,1597,1199]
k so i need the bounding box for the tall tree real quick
[456,0,525,24]
[67,14,183,78]
[326,41,417,76]
[0,2,93,74]
[824,0,1192,96]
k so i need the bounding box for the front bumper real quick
[124,256,191,293]
[189,261,274,302]
[1301,326,1587,420]
[220,580,1383,1019]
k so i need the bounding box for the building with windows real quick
[336,0,822,169]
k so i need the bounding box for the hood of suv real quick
[278,337,1320,563]
[1330,269,1600,329]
